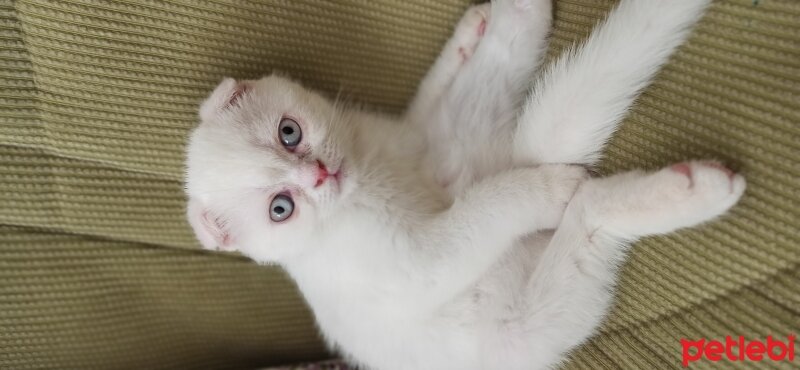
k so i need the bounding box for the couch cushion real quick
[1,0,797,368]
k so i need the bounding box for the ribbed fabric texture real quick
[1,0,797,369]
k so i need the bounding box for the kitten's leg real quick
[518,162,745,367]
[513,0,712,166]
[443,0,554,111]
[426,0,555,192]
[404,3,491,127]
[409,164,588,313]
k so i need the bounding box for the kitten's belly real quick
[422,124,515,196]
[450,231,555,367]
[322,233,554,370]
[471,231,553,313]
[318,305,481,370]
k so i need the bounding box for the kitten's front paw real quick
[453,3,490,63]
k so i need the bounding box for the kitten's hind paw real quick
[664,161,745,212]
[580,161,745,238]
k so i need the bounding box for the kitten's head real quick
[185,75,358,262]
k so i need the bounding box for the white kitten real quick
[185,1,745,369]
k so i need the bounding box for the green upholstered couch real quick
[1,0,797,369]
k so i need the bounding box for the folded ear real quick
[186,197,232,250]
[199,77,247,121]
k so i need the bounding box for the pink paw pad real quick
[701,161,736,179]
[670,162,692,177]
[670,162,694,187]
[477,19,487,37]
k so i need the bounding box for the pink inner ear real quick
[201,211,234,250]
[187,199,233,250]
[199,78,241,121]
[226,84,248,108]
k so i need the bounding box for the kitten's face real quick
[185,75,357,262]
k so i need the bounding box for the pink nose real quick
[314,160,330,188]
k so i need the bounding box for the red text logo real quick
[681,335,795,367]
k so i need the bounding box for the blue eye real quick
[269,194,294,222]
[279,118,302,148]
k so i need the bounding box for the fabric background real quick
[1,0,797,369]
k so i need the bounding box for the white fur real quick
[185,1,744,369]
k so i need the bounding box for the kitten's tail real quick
[512,0,712,166]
